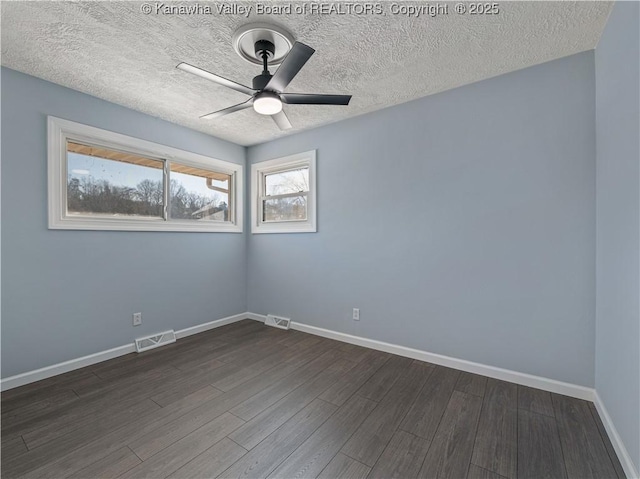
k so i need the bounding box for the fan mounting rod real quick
[256,40,274,73]
[252,40,276,91]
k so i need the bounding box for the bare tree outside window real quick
[67,152,164,218]
[263,167,309,222]
[66,142,232,222]
[265,168,309,195]
[169,165,230,222]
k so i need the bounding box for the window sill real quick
[252,223,317,234]
[49,216,243,233]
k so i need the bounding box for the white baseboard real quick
[0,344,136,392]
[247,313,595,401]
[0,312,251,392]
[245,312,267,322]
[174,312,250,340]
[594,391,640,479]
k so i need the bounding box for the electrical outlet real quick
[133,312,142,326]
[353,308,360,321]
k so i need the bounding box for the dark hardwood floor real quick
[0,320,626,479]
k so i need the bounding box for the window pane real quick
[263,195,307,222]
[265,168,309,196]
[170,163,231,221]
[66,141,164,218]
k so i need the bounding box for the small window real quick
[251,151,316,234]
[263,167,309,222]
[48,117,243,232]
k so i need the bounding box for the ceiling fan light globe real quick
[254,92,282,115]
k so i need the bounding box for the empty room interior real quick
[1,1,639,478]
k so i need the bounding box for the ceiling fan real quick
[177,39,352,130]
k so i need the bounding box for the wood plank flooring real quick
[0,320,626,479]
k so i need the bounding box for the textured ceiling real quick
[1,1,612,146]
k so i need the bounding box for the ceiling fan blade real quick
[200,98,254,119]
[265,42,315,93]
[281,93,352,105]
[271,110,292,130]
[177,62,254,96]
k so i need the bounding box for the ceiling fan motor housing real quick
[253,73,273,91]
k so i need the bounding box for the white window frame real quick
[251,150,317,234]
[48,116,243,233]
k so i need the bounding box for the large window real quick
[251,151,316,234]
[48,117,242,232]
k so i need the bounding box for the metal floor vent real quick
[265,314,291,330]
[135,330,176,353]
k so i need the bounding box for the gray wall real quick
[248,51,597,387]
[1,67,247,378]
[595,1,640,472]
